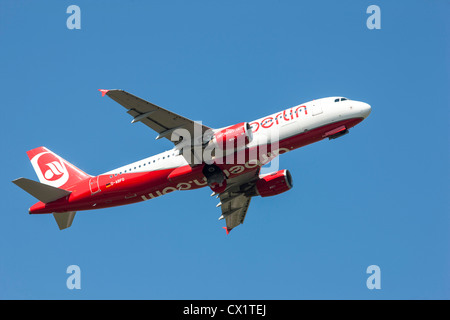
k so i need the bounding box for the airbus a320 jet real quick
[13,90,371,233]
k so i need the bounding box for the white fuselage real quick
[104,96,371,176]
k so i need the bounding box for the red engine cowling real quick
[255,169,293,197]
[213,122,253,150]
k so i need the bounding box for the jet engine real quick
[210,122,253,150]
[254,169,293,197]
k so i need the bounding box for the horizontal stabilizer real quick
[53,212,76,230]
[12,178,71,203]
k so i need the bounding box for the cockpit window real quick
[341,98,347,101]
[334,98,339,102]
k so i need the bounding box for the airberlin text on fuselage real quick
[250,105,307,133]
[140,147,290,201]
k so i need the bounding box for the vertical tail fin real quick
[27,147,91,189]
[53,212,76,230]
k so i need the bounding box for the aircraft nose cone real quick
[361,102,371,119]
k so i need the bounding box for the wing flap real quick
[215,168,261,233]
[220,193,252,232]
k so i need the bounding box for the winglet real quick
[222,226,231,235]
[98,89,109,97]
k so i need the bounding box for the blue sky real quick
[0,0,448,299]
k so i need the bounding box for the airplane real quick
[12,90,371,233]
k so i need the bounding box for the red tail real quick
[27,147,91,189]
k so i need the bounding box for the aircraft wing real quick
[216,169,260,233]
[219,192,252,233]
[101,90,213,160]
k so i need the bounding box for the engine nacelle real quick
[255,169,293,197]
[212,122,253,150]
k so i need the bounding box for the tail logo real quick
[30,152,69,188]
[43,161,65,180]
